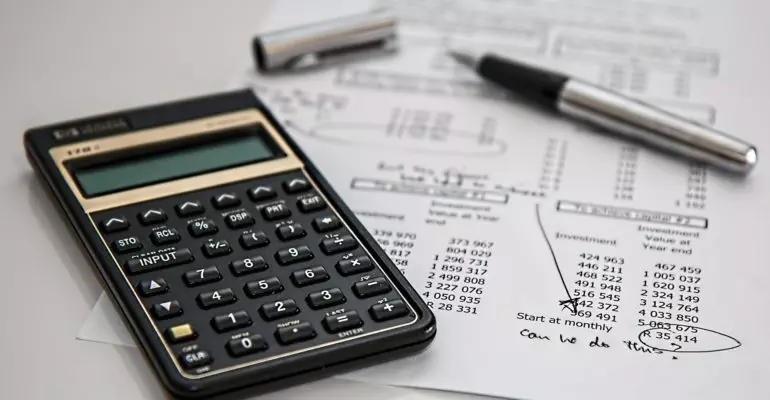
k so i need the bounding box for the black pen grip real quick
[478,54,568,109]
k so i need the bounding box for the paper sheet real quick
[80,0,770,399]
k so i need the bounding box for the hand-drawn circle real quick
[638,323,741,353]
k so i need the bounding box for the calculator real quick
[24,90,436,398]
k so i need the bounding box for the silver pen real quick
[448,49,758,174]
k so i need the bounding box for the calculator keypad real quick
[92,170,416,376]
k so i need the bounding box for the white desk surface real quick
[0,1,467,399]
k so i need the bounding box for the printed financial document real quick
[79,0,770,399]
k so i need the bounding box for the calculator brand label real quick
[52,117,130,141]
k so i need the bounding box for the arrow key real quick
[138,208,167,225]
[283,178,310,194]
[212,193,241,209]
[138,278,168,297]
[175,201,204,217]
[151,300,183,320]
[248,185,277,202]
[99,216,129,233]
[312,215,341,233]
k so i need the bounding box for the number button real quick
[307,288,346,309]
[112,236,142,254]
[244,277,283,298]
[197,288,236,309]
[323,311,363,333]
[151,300,183,320]
[225,210,254,229]
[239,231,269,249]
[259,299,300,321]
[226,335,267,357]
[100,216,129,233]
[138,208,167,225]
[336,255,373,276]
[212,193,241,209]
[188,219,218,237]
[248,186,277,202]
[202,239,232,258]
[320,235,358,254]
[297,195,326,213]
[150,228,180,245]
[138,278,168,297]
[275,245,314,265]
[230,256,267,276]
[183,266,222,287]
[275,322,316,345]
[312,215,341,232]
[176,201,204,217]
[276,223,306,241]
[291,266,330,287]
[283,178,310,194]
[261,202,291,221]
[353,277,391,298]
[369,299,408,321]
[212,310,251,332]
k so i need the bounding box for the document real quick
[80,0,770,399]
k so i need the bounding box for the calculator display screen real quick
[72,132,279,197]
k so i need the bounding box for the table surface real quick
[0,1,467,399]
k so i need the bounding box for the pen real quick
[448,49,758,174]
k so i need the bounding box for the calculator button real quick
[277,223,306,241]
[261,202,291,221]
[179,350,212,370]
[184,266,222,286]
[188,219,218,237]
[227,335,268,357]
[150,228,180,246]
[244,277,284,298]
[324,311,363,333]
[138,278,168,297]
[138,208,167,225]
[312,215,341,232]
[152,300,183,320]
[291,266,330,287]
[224,210,255,229]
[297,195,326,213]
[197,288,236,309]
[239,231,270,249]
[212,193,241,209]
[176,201,204,217]
[212,310,251,333]
[100,216,129,233]
[230,256,268,276]
[275,245,314,265]
[307,288,346,309]
[320,235,358,255]
[275,322,316,345]
[259,299,300,321]
[336,256,373,276]
[202,239,232,258]
[369,300,408,321]
[353,278,391,298]
[248,186,277,202]
[166,323,197,343]
[111,236,142,254]
[283,178,311,194]
[125,248,193,275]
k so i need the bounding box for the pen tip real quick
[446,48,481,70]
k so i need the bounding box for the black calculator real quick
[24,90,436,398]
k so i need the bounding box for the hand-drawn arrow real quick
[535,203,579,315]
